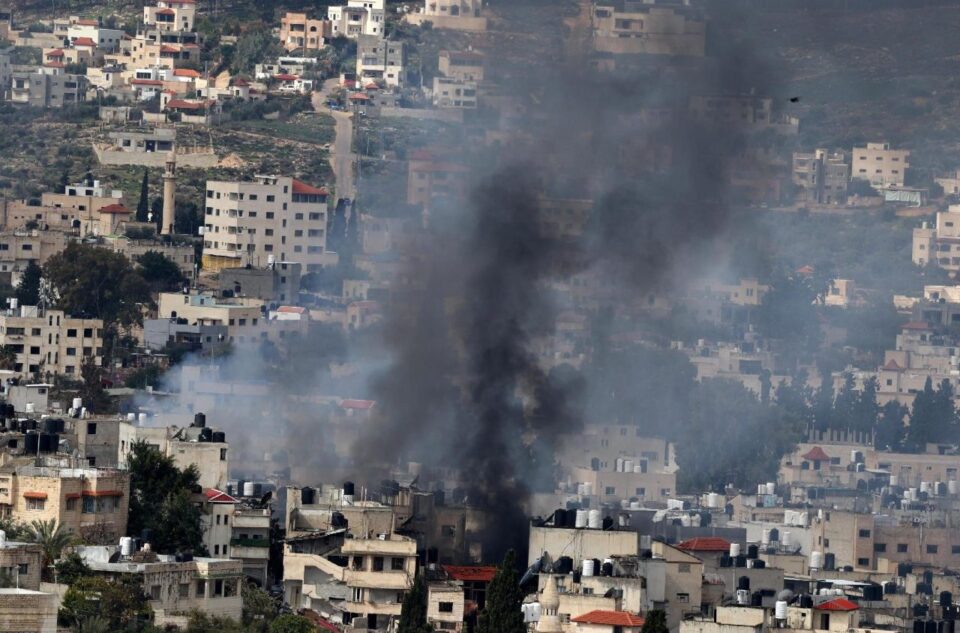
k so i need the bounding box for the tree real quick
[242,581,277,631]
[127,441,206,555]
[641,610,669,633]
[328,199,348,254]
[15,260,42,306]
[755,272,822,359]
[136,251,186,292]
[906,378,956,450]
[231,26,283,74]
[268,614,314,633]
[79,359,113,415]
[44,243,152,327]
[54,552,91,585]
[398,573,432,633]
[137,169,150,223]
[852,377,879,434]
[0,345,17,371]
[477,550,524,633]
[27,519,75,581]
[876,400,908,452]
[59,576,151,630]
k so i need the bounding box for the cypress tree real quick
[641,610,669,633]
[477,550,524,633]
[137,169,150,222]
[398,572,432,633]
[15,260,42,306]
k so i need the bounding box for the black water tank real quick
[253,482,263,496]
[747,544,759,559]
[914,604,929,618]
[719,554,732,568]
[38,433,58,452]
[735,555,747,567]
[884,582,897,595]
[752,559,766,569]
[199,427,213,442]
[913,621,924,633]
[23,419,37,431]
[142,528,154,543]
[572,570,582,584]
[943,592,954,608]
[751,591,763,606]
[843,565,854,572]
[343,481,356,496]
[769,528,780,542]
[301,487,316,505]
[211,431,226,443]
[919,583,934,596]
[601,561,613,577]
[565,509,577,528]
[554,509,567,527]
[555,556,573,574]
[602,516,614,531]
[193,412,206,428]
[23,432,39,454]
[331,511,348,529]
[738,576,750,591]
[925,571,935,584]
[41,418,57,433]
[800,595,814,609]
[700,511,712,526]
[927,620,938,633]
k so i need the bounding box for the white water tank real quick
[680,515,691,527]
[850,450,859,463]
[630,501,641,510]
[120,536,134,556]
[624,459,634,473]
[709,492,721,508]
[757,484,766,496]
[615,458,624,472]
[810,551,823,571]
[909,487,918,500]
[633,464,642,474]
[766,482,776,495]
[920,481,930,493]
[582,559,595,577]
[949,480,958,495]
[730,543,741,557]
[618,514,629,528]
[736,589,750,605]
[138,413,147,425]
[0,530,5,547]
[583,482,593,496]
[126,413,135,422]
[782,531,792,547]
[775,601,788,620]
[577,483,586,496]
[588,509,602,529]
[691,514,702,527]
[243,481,256,497]
[24,403,34,414]
[889,475,898,487]
[762,529,771,545]
[575,510,588,528]
[72,397,83,410]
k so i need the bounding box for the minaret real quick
[161,152,177,235]
[537,574,562,633]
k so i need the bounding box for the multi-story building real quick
[432,77,478,109]
[328,0,385,39]
[78,544,243,628]
[10,70,87,108]
[438,50,484,82]
[592,1,705,57]
[913,209,960,271]
[851,142,910,188]
[689,95,798,134]
[217,262,302,303]
[144,0,197,32]
[0,229,70,276]
[0,50,11,97]
[202,175,330,272]
[0,466,130,542]
[792,149,849,205]
[199,488,237,560]
[406,0,487,31]
[0,540,44,590]
[279,13,332,51]
[0,306,104,379]
[357,36,405,87]
[157,291,266,344]
[406,149,470,210]
[230,505,272,586]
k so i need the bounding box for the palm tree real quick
[28,519,75,581]
[74,616,110,633]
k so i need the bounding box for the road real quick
[313,78,356,201]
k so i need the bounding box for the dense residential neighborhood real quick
[0,1,957,633]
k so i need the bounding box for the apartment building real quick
[0,540,44,590]
[65,19,124,51]
[328,0,385,39]
[432,77,478,109]
[79,545,243,628]
[689,95,798,134]
[202,175,330,272]
[0,230,69,276]
[407,0,487,31]
[217,262,302,303]
[792,149,850,204]
[851,142,910,188]
[357,36,405,87]
[0,306,104,379]
[0,466,130,541]
[198,488,237,560]
[913,208,960,271]
[439,50,484,81]
[279,13,332,52]
[158,290,307,346]
[592,1,706,57]
[407,150,471,209]
[144,0,196,32]
[10,70,87,108]
[231,505,271,585]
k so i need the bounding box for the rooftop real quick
[571,610,645,627]
[678,537,731,552]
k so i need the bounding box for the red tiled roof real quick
[365,82,379,90]
[233,78,250,87]
[75,18,98,26]
[815,598,859,612]
[274,73,299,81]
[160,44,180,54]
[82,490,123,497]
[442,565,496,582]
[292,179,328,196]
[796,265,815,275]
[174,68,200,78]
[802,446,831,461]
[46,49,65,57]
[165,99,208,110]
[882,359,902,371]
[571,610,645,627]
[157,8,176,15]
[902,321,931,331]
[340,399,375,410]
[23,492,48,500]
[132,79,163,86]
[73,37,96,47]
[44,61,65,68]
[99,203,131,214]
[204,488,239,504]
[277,306,306,314]
[678,537,731,552]
[348,92,372,101]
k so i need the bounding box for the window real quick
[67,328,77,337]
[857,558,870,566]
[179,583,190,598]
[858,529,871,538]
[352,556,364,570]
[87,422,97,435]
[951,545,960,554]
[391,557,404,571]
[677,593,690,603]
[441,525,456,537]
[635,487,645,496]
[372,556,384,571]
[678,563,691,573]
[26,497,45,511]
[66,347,76,356]
[605,486,615,495]
[150,585,161,600]
[874,543,886,552]
[66,497,78,511]
[927,545,939,554]
[897,544,908,553]
[439,602,454,613]
[220,448,227,460]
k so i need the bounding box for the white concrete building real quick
[851,142,910,188]
[328,0,385,39]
